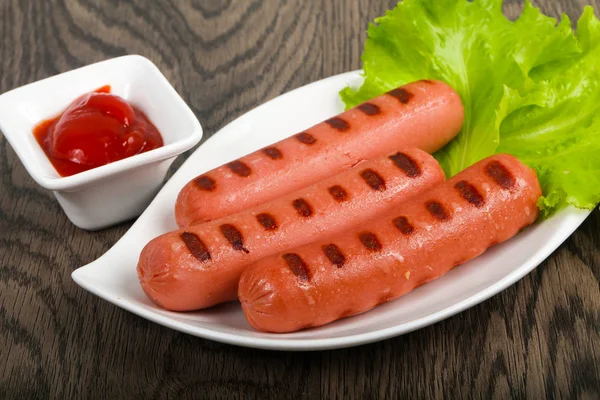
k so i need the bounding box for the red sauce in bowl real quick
[33,86,163,177]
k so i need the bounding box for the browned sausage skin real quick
[238,154,542,333]
[175,80,464,227]
[138,148,444,311]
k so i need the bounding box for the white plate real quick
[72,70,592,351]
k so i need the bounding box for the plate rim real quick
[72,209,589,351]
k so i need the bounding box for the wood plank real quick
[0,1,598,398]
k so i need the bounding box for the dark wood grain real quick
[1,1,599,399]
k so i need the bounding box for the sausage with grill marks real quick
[175,80,464,227]
[238,154,542,333]
[138,148,444,311]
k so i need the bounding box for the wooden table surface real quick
[1,0,599,398]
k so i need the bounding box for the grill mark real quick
[455,181,485,207]
[392,216,415,235]
[358,232,383,252]
[328,185,348,202]
[262,147,282,160]
[389,152,422,178]
[387,88,414,104]
[485,161,516,190]
[219,224,249,253]
[180,232,211,262]
[227,160,252,177]
[282,253,310,281]
[360,169,386,191]
[292,198,313,217]
[425,201,449,221]
[295,132,316,145]
[256,213,278,231]
[322,244,346,268]
[357,103,381,116]
[195,175,216,191]
[325,117,350,132]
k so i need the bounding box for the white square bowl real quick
[0,55,202,230]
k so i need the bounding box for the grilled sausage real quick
[175,80,463,227]
[238,154,542,333]
[138,148,445,311]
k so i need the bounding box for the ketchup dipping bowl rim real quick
[0,55,202,192]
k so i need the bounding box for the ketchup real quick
[33,86,163,177]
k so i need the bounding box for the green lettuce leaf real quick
[341,0,600,217]
[498,7,600,216]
